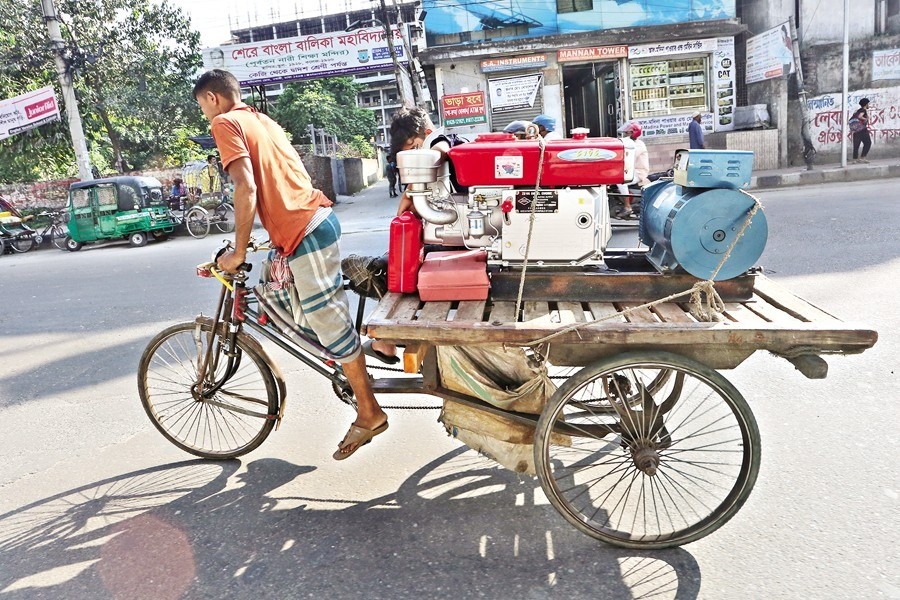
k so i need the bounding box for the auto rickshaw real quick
[65,176,175,251]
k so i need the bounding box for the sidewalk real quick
[332,178,396,235]
[750,156,900,189]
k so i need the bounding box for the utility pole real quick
[841,0,850,168]
[378,0,414,107]
[40,0,92,181]
[789,17,815,170]
[392,0,434,111]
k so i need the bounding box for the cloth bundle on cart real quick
[437,345,563,474]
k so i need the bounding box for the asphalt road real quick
[0,179,897,599]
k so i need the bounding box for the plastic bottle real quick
[387,210,423,293]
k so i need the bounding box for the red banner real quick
[441,91,487,127]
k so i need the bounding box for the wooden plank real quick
[366,292,403,325]
[418,301,452,322]
[523,301,551,323]
[488,301,517,324]
[454,300,487,322]
[618,303,658,324]
[723,302,768,324]
[652,302,694,323]
[557,301,587,324]
[744,293,802,324]
[402,343,430,374]
[753,276,841,323]
[587,302,627,323]
[391,295,422,321]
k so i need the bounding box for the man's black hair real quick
[860,98,870,107]
[193,69,241,99]
[389,107,430,157]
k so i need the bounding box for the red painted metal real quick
[448,134,627,187]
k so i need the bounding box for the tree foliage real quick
[0,0,206,183]
[271,77,377,150]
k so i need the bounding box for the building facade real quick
[227,2,422,146]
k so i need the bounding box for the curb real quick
[751,163,899,190]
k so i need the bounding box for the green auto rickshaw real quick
[65,176,176,251]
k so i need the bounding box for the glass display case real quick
[630,57,709,117]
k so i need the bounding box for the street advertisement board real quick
[807,86,900,151]
[745,22,795,84]
[441,91,487,127]
[488,74,543,113]
[557,45,627,63]
[0,86,60,141]
[713,37,736,131]
[628,38,717,59]
[423,0,735,46]
[201,27,407,86]
[872,49,900,81]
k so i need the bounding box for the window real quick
[252,27,274,41]
[236,31,252,44]
[557,0,592,14]
[630,57,709,118]
[299,20,323,35]
[275,23,297,39]
[890,0,900,16]
[323,15,346,32]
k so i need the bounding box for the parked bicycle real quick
[32,209,70,251]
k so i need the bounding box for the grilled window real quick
[300,20,323,35]
[557,0,593,14]
[252,27,274,41]
[275,23,297,38]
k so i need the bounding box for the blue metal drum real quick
[639,181,768,281]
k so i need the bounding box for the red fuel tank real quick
[448,132,629,188]
[387,211,423,293]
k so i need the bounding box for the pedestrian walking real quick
[688,110,706,149]
[851,98,871,163]
[386,154,398,197]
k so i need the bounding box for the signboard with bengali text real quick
[201,27,407,86]
[873,49,900,81]
[488,74,543,113]
[0,86,60,141]
[807,86,900,151]
[745,22,795,84]
[441,91,487,127]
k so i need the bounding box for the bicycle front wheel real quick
[214,203,235,233]
[138,321,278,459]
[9,234,34,253]
[51,224,68,250]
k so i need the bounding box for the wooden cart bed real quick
[365,275,877,378]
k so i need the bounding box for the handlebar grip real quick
[240,263,252,273]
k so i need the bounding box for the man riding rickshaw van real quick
[64,176,175,251]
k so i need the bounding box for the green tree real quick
[272,77,377,148]
[0,0,205,182]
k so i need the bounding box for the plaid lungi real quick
[258,212,361,363]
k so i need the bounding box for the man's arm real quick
[217,156,257,273]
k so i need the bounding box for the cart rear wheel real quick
[535,351,760,549]
[186,207,210,239]
[129,231,148,247]
[9,234,34,253]
[137,321,279,459]
[65,236,82,252]
[0,237,5,255]
[213,203,235,233]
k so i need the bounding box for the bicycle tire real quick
[9,235,34,253]
[214,203,235,233]
[138,321,279,459]
[51,224,68,250]
[186,207,210,239]
[534,351,760,549]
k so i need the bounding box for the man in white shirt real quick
[614,120,650,218]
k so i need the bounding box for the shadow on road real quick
[0,450,702,599]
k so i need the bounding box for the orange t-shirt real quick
[211,103,327,255]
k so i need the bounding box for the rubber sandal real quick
[333,421,389,460]
[362,339,400,365]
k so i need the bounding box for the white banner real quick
[873,49,900,81]
[713,37,736,131]
[628,39,717,59]
[0,86,60,141]
[488,74,543,113]
[807,87,900,150]
[201,27,407,86]
[635,112,714,139]
[746,22,795,84]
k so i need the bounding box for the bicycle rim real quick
[138,322,278,459]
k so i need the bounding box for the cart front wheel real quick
[137,322,279,459]
[534,351,760,549]
[186,206,210,239]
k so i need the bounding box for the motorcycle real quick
[608,168,674,226]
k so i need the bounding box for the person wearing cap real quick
[614,120,650,218]
[688,110,705,149]
[533,114,562,140]
[503,120,535,139]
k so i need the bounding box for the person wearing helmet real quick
[532,114,562,140]
[614,120,650,218]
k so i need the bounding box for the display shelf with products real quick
[629,57,709,117]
